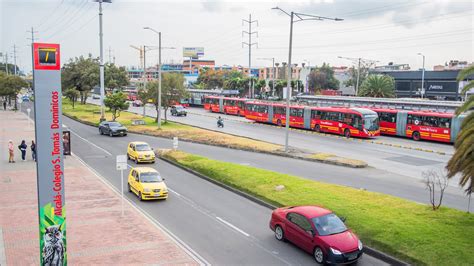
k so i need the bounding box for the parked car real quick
[127,141,155,163]
[127,167,168,200]
[98,121,128,137]
[92,94,100,99]
[269,206,363,264]
[132,100,143,107]
[21,95,30,102]
[170,105,187,116]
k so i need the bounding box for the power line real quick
[38,0,81,33]
[35,0,66,30]
[44,0,92,41]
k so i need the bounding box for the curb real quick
[63,113,367,168]
[159,154,409,266]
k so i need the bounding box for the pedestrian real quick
[8,140,15,163]
[31,140,36,161]
[18,140,27,161]
[3,100,6,110]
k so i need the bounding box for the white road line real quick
[72,153,209,266]
[168,188,181,196]
[69,129,112,156]
[216,217,250,237]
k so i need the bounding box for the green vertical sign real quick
[33,43,67,265]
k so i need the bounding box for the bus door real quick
[303,107,311,130]
[290,108,304,128]
[219,97,224,113]
[396,111,408,137]
[450,114,465,143]
[268,104,274,124]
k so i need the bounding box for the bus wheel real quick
[237,111,240,116]
[412,131,421,141]
[344,129,351,138]
[277,119,282,126]
[314,124,321,132]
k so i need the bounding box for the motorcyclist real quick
[217,116,224,128]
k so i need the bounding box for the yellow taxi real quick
[127,141,155,163]
[127,167,168,200]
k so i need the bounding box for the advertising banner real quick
[183,47,204,59]
[33,43,67,265]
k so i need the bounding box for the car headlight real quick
[330,247,342,255]
[144,188,151,192]
[358,240,363,250]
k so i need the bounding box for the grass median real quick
[160,149,473,266]
[62,99,367,167]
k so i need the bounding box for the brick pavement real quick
[0,110,199,265]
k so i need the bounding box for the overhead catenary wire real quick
[43,0,92,41]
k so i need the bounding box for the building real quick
[433,60,473,71]
[372,69,473,100]
[183,59,215,74]
[374,63,410,71]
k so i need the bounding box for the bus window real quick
[274,106,285,114]
[342,113,352,124]
[380,112,396,123]
[258,105,268,113]
[439,117,451,128]
[407,114,421,125]
[290,108,303,117]
[421,116,439,127]
[311,110,322,120]
[351,114,362,130]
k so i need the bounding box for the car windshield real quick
[363,115,379,131]
[108,122,122,127]
[136,144,151,151]
[176,106,184,110]
[140,172,163,183]
[312,213,347,236]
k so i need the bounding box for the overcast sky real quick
[1,0,473,73]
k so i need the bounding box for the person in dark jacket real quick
[31,140,36,161]
[18,140,27,161]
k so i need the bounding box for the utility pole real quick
[27,27,38,91]
[93,0,112,122]
[4,53,8,75]
[242,14,258,98]
[273,7,343,153]
[418,53,425,99]
[338,56,378,96]
[12,45,17,75]
[108,46,113,63]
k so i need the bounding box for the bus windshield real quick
[363,115,379,131]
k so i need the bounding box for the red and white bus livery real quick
[204,96,248,116]
[373,108,465,143]
[245,101,380,138]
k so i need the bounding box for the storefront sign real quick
[33,43,67,265]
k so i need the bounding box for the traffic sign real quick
[116,155,128,170]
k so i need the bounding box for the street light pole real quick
[418,53,425,99]
[273,7,343,152]
[94,0,112,122]
[144,27,163,128]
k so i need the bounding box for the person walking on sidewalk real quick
[3,100,6,110]
[8,140,15,163]
[31,140,36,161]
[18,140,27,161]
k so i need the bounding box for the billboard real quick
[33,43,67,265]
[183,47,204,59]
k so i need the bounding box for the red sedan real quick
[269,206,363,264]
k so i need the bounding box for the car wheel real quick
[314,124,321,133]
[274,225,284,241]
[99,128,103,135]
[344,128,351,138]
[127,154,130,160]
[124,133,127,136]
[184,113,187,116]
[277,119,282,127]
[138,191,143,201]
[127,183,132,192]
[412,131,421,141]
[109,131,113,137]
[313,247,325,264]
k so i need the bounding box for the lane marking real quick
[69,129,112,156]
[216,217,250,237]
[72,153,209,266]
[168,188,181,197]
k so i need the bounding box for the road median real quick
[158,149,473,266]
[63,100,367,168]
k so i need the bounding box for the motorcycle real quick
[217,118,224,128]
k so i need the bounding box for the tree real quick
[144,73,188,123]
[103,91,129,121]
[344,65,370,89]
[307,63,339,92]
[104,63,129,90]
[358,74,395,98]
[63,88,80,108]
[447,65,474,197]
[0,72,28,109]
[423,170,449,211]
[196,68,225,89]
[0,62,20,75]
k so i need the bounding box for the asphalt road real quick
[56,112,386,265]
[102,100,458,186]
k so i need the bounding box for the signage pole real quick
[121,169,124,217]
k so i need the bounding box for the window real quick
[312,213,347,236]
[439,117,451,129]
[407,114,421,125]
[287,213,312,231]
[311,110,322,119]
[290,108,303,117]
[352,115,362,129]
[421,116,439,127]
[274,106,286,115]
[341,113,353,124]
[379,112,397,123]
[323,112,341,122]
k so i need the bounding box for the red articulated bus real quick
[204,96,248,116]
[245,101,380,138]
[372,108,464,143]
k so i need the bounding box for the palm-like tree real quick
[447,65,474,195]
[358,74,395,98]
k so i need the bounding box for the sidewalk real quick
[0,110,199,265]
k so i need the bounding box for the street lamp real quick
[258,57,276,96]
[272,6,343,152]
[143,27,163,128]
[93,0,112,122]
[417,53,425,99]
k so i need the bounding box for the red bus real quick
[372,108,464,143]
[245,101,380,138]
[204,96,248,116]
